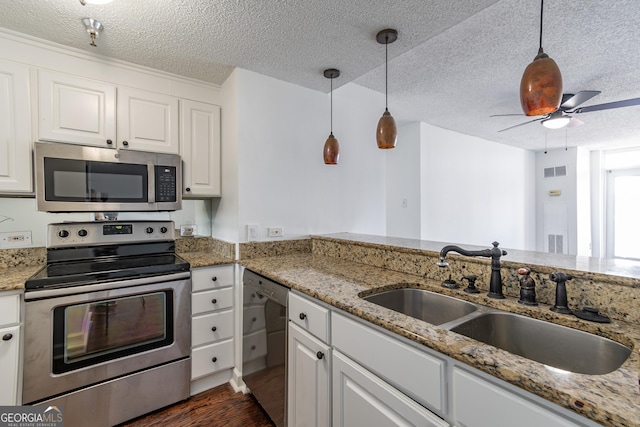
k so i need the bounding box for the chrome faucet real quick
[437,241,507,299]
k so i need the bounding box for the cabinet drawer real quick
[192,287,233,315]
[332,312,445,413]
[243,305,267,334]
[191,265,235,292]
[191,339,234,380]
[289,292,329,343]
[0,294,20,326]
[192,310,233,347]
[243,330,267,362]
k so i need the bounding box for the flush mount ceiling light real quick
[82,17,103,47]
[79,0,113,5]
[520,0,563,116]
[541,110,571,129]
[376,28,398,149]
[323,68,340,165]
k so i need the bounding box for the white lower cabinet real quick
[286,293,601,427]
[0,292,21,405]
[190,265,235,395]
[287,322,331,427]
[333,351,448,427]
[451,367,587,427]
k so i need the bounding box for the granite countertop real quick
[0,265,42,291]
[240,253,640,427]
[0,251,233,292]
[178,251,234,268]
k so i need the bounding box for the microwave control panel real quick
[155,166,177,202]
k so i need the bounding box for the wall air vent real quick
[544,165,567,178]
[548,234,565,254]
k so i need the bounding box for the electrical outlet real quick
[268,227,284,237]
[0,231,32,248]
[247,224,259,242]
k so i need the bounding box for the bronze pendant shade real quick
[376,29,398,149]
[323,68,340,165]
[520,0,563,116]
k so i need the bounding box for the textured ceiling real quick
[1,0,639,151]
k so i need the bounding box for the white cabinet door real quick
[38,70,116,147]
[0,325,20,405]
[0,59,32,193]
[333,351,449,427]
[117,87,179,154]
[288,322,331,427]
[452,367,582,427]
[180,100,221,197]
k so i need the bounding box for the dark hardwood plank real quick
[119,383,275,427]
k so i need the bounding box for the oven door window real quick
[44,158,148,203]
[52,291,174,374]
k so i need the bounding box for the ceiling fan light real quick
[541,114,571,129]
[520,50,563,116]
[377,109,397,149]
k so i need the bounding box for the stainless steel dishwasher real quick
[242,269,289,427]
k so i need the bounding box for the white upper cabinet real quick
[180,100,221,196]
[38,69,116,147]
[117,87,179,154]
[0,59,33,193]
[38,71,180,154]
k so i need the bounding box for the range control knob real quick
[78,229,88,237]
[160,226,168,234]
[58,230,69,238]
[145,227,154,234]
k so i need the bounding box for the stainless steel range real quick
[23,220,191,427]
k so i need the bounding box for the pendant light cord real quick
[330,76,333,134]
[385,36,389,110]
[539,0,544,50]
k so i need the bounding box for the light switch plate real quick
[247,224,259,242]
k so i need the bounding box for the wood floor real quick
[119,383,275,427]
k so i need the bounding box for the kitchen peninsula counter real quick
[239,247,640,427]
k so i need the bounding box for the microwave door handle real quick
[148,164,156,203]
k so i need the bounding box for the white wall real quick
[221,70,387,242]
[420,124,536,250]
[535,148,578,254]
[211,69,240,243]
[386,122,421,238]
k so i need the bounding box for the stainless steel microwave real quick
[35,142,182,212]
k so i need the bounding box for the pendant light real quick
[520,0,562,116]
[323,68,340,165]
[376,29,398,149]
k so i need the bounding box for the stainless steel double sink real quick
[361,287,632,375]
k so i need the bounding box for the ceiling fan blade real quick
[490,113,524,117]
[560,90,601,109]
[497,117,544,132]
[573,97,640,113]
[567,117,584,128]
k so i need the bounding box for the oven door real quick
[23,275,191,404]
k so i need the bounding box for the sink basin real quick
[450,312,632,375]
[361,288,477,326]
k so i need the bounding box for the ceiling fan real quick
[492,91,640,132]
